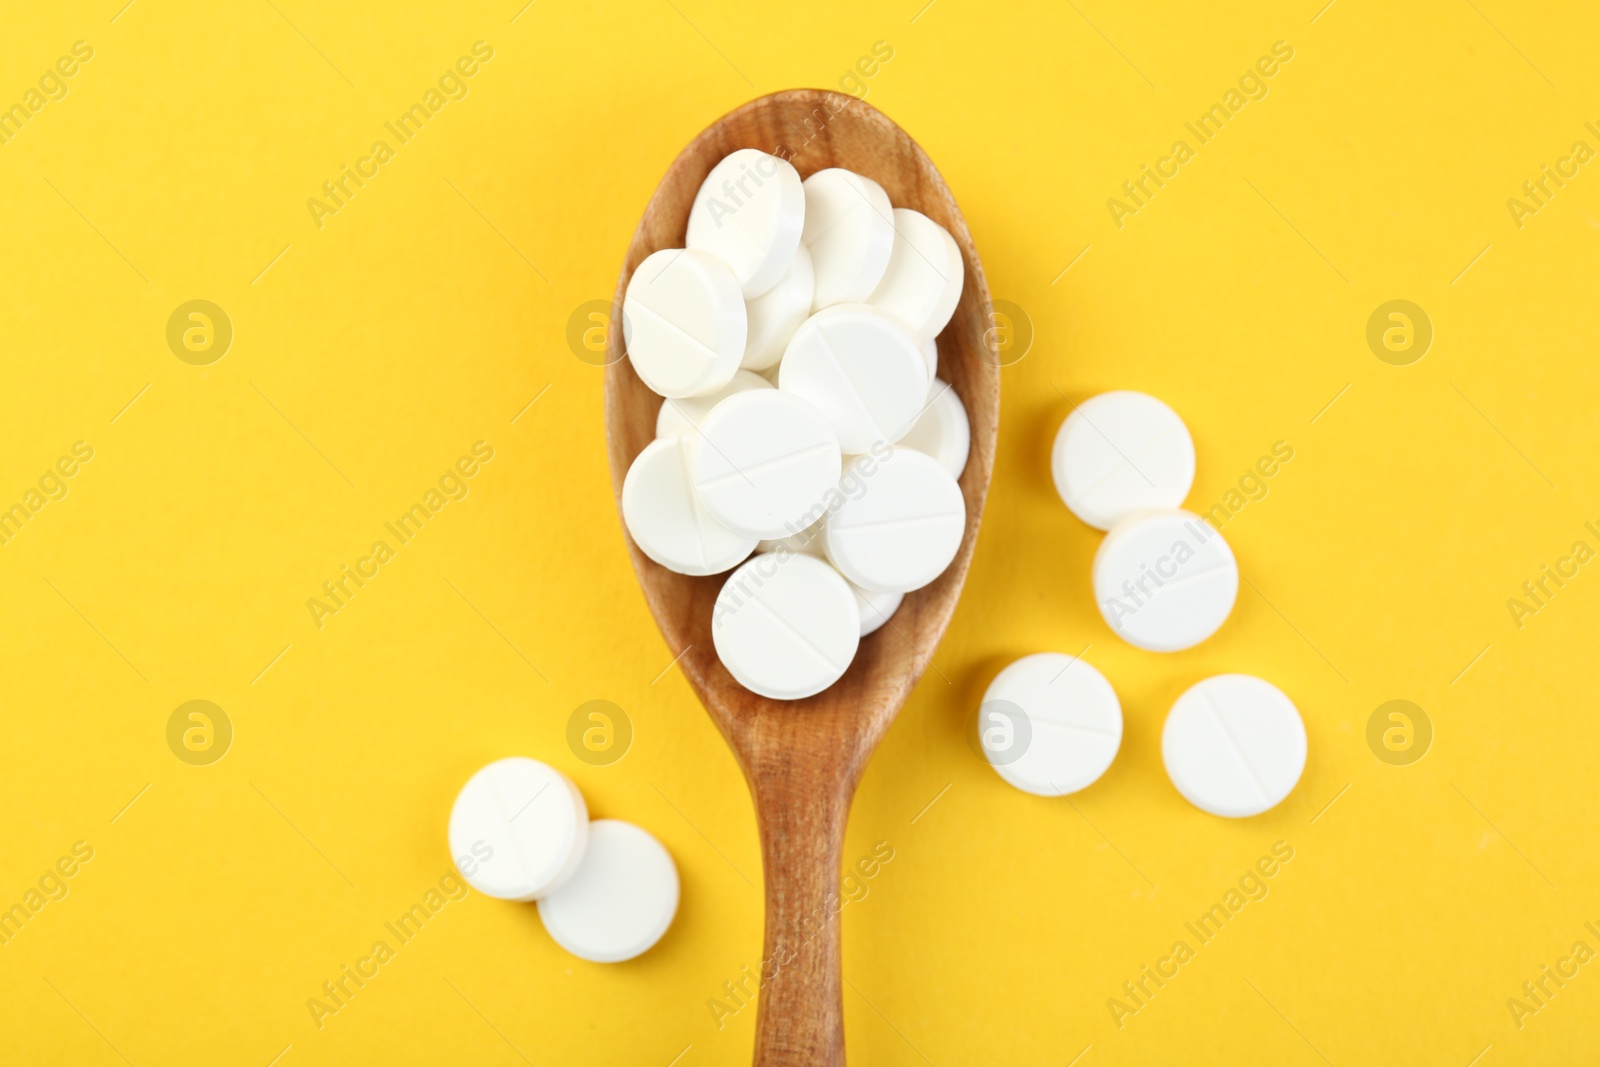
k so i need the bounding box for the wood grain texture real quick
[604,89,999,1066]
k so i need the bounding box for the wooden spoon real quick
[605,88,998,1065]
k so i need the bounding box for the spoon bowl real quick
[605,88,999,1065]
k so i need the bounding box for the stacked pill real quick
[973,392,1306,819]
[621,150,972,701]
[448,757,679,963]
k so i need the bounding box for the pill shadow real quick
[951,652,1012,767]
[991,389,1107,623]
[1027,390,1081,498]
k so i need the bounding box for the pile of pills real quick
[621,149,971,700]
[975,392,1306,818]
[448,757,679,963]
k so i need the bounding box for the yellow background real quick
[3,0,1598,1063]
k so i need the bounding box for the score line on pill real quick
[623,248,747,398]
[824,448,965,594]
[448,757,589,901]
[712,552,860,699]
[690,390,842,540]
[779,304,929,454]
[1093,509,1237,652]
[1052,390,1195,530]
[623,436,756,576]
[1163,674,1306,818]
[977,653,1122,796]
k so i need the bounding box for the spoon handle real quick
[750,767,853,1065]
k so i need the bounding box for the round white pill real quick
[713,552,860,699]
[850,578,902,637]
[778,304,929,454]
[1093,509,1237,652]
[868,208,964,342]
[448,757,588,902]
[801,168,895,310]
[686,149,805,298]
[623,436,757,576]
[824,448,965,594]
[537,820,679,963]
[897,379,970,480]
[623,248,747,399]
[742,243,814,371]
[977,653,1122,796]
[656,369,773,438]
[690,391,841,540]
[1052,391,1196,530]
[1163,675,1306,818]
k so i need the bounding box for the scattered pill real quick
[801,168,895,310]
[1052,391,1196,530]
[686,149,805,298]
[623,248,747,398]
[712,552,861,699]
[825,448,965,594]
[656,370,772,438]
[743,244,815,371]
[690,391,841,540]
[868,208,964,342]
[537,820,679,963]
[779,304,929,453]
[623,436,757,576]
[1163,675,1306,818]
[448,758,589,902]
[978,653,1122,796]
[1093,509,1237,652]
[897,379,970,480]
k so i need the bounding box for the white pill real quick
[897,379,970,480]
[977,653,1122,796]
[656,369,772,438]
[537,820,679,963]
[778,304,929,454]
[1052,391,1196,530]
[824,448,965,594]
[761,514,899,632]
[623,436,756,576]
[1093,509,1237,652]
[920,337,938,380]
[690,391,841,540]
[1163,675,1306,818]
[801,168,895,310]
[850,578,902,637]
[713,552,860,699]
[743,244,815,371]
[867,208,964,343]
[756,514,827,559]
[448,757,588,902]
[623,249,747,398]
[686,149,805,298]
